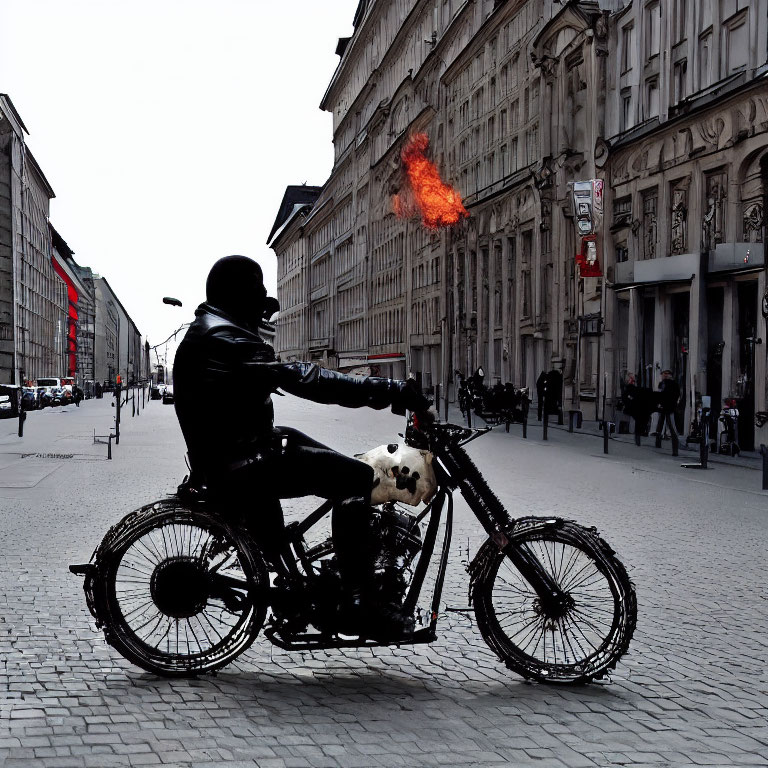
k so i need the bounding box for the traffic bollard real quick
[603,420,610,454]
[18,410,26,438]
[522,407,528,439]
[761,444,768,491]
[542,411,548,441]
[701,421,709,469]
[108,433,113,460]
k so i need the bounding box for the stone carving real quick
[642,190,657,260]
[743,201,764,242]
[703,172,726,251]
[670,186,688,255]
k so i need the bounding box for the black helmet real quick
[206,255,268,328]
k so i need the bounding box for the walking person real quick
[654,369,680,449]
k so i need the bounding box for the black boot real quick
[333,498,414,640]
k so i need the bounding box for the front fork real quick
[473,521,570,618]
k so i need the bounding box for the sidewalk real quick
[438,400,768,493]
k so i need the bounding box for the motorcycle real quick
[70,412,637,683]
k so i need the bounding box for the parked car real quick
[162,385,174,404]
[37,387,52,408]
[0,384,22,417]
[21,387,39,411]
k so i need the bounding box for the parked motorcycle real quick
[71,412,637,683]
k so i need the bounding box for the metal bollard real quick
[761,444,768,491]
[434,384,440,418]
[701,420,709,469]
[18,410,26,438]
[603,420,610,454]
[522,406,528,439]
[542,411,548,441]
[108,433,113,460]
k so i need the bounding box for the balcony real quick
[708,243,764,274]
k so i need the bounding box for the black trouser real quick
[214,427,375,588]
[654,411,679,448]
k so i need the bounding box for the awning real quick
[706,265,764,279]
[368,353,405,362]
[611,275,694,293]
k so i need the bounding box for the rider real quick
[173,255,431,637]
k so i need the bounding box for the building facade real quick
[270,0,768,449]
[0,95,68,384]
[602,0,768,449]
[94,277,144,387]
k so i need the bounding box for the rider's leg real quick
[273,428,413,635]
[272,427,377,596]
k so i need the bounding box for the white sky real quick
[0,0,357,354]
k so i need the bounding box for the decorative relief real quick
[743,201,764,242]
[670,180,689,255]
[642,189,657,260]
[702,172,727,251]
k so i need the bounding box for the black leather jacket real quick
[174,303,412,472]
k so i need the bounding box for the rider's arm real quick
[264,361,405,410]
[206,329,424,412]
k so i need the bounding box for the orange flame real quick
[393,133,468,230]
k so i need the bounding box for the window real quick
[699,31,712,90]
[645,2,661,59]
[525,124,538,164]
[673,0,687,44]
[723,12,749,74]
[645,77,659,118]
[621,25,634,72]
[613,196,632,227]
[672,60,687,104]
[522,271,532,318]
[621,89,633,131]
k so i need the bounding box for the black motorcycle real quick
[71,413,636,684]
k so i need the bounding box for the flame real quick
[393,133,468,229]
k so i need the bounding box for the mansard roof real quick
[267,185,322,245]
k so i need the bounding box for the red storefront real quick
[51,256,78,379]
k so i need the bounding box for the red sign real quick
[577,235,602,278]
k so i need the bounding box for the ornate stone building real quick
[270,0,768,449]
[602,0,768,449]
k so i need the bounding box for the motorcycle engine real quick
[369,503,423,606]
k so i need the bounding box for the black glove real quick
[391,378,432,415]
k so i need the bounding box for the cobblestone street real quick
[1,395,767,767]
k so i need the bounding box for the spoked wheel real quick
[472,520,636,683]
[90,500,268,677]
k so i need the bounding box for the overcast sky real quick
[0,0,357,354]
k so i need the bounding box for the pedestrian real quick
[654,369,680,448]
[536,371,547,421]
[544,369,563,422]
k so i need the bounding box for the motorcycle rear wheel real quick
[90,500,268,677]
[472,520,636,683]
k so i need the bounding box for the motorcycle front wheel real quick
[89,500,268,677]
[472,519,637,684]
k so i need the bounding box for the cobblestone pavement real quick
[1,394,767,767]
